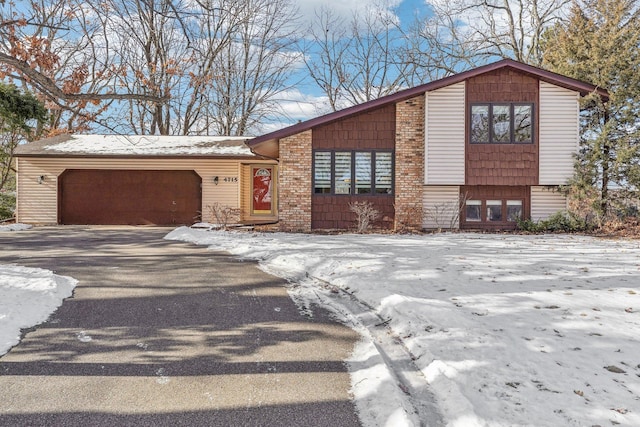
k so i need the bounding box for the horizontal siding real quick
[16,157,275,224]
[531,186,567,221]
[425,82,466,185]
[539,82,579,185]
[423,186,461,230]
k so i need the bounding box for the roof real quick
[247,59,609,154]
[15,134,258,158]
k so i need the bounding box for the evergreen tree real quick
[0,83,47,218]
[541,0,640,219]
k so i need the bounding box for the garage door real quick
[59,169,202,225]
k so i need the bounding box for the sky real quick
[269,0,432,130]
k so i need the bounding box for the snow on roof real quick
[22,134,255,157]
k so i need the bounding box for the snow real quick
[165,228,640,427]
[0,264,77,356]
[44,134,253,156]
[0,223,31,232]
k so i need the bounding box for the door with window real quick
[251,166,275,216]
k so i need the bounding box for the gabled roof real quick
[16,134,259,158]
[247,59,609,157]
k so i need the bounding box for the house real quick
[14,134,277,225]
[247,59,609,232]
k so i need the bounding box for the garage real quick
[15,134,278,226]
[59,169,202,225]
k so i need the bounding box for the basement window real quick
[465,200,482,222]
[487,200,503,221]
[507,200,523,222]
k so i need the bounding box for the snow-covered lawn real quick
[0,264,76,356]
[0,223,77,356]
[167,228,640,427]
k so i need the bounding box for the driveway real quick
[0,227,361,426]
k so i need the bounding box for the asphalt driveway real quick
[0,227,361,426]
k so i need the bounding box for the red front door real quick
[252,166,273,215]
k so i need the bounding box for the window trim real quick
[469,102,534,144]
[312,149,394,196]
[463,198,525,224]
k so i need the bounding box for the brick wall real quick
[395,94,425,231]
[278,130,312,232]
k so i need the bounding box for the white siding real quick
[531,186,567,221]
[16,157,275,224]
[425,82,466,185]
[423,186,461,230]
[539,81,580,185]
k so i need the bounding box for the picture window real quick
[313,150,394,196]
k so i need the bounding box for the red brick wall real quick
[395,94,425,231]
[278,131,312,232]
[466,68,539,185]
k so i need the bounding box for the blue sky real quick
[270,0,434,132]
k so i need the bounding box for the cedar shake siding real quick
[312,105,396,230]
[465,68,539,186]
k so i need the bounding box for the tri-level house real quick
[15,60,607,230]
[247,59,608,232]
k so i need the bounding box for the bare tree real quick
[0,0,165,133]
[407,0,570,70]
[302,7,350,112]
[207,0,301,135]
[304,2,408,112]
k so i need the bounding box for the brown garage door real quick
[59,169,202,225]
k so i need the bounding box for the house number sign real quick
[223,177,238,183]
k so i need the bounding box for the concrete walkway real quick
[0,227,361,426]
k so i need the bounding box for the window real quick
[470,103,533,144]
[375,152,393,194]
[486,200,502,221]
[463,198,525,223]
[334,152,352,194]
[313,150,394,195]
[355,152,372,194]
[465,200,481,222]
[506,200,523,222]
[313,152,331,194]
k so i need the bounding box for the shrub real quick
[517,211,590,233]
[349,201,380,233]
[206,203,240,229]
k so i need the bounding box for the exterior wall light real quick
[213,176,219,185]
[37,175,46,184]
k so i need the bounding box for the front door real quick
[251,166,275,216]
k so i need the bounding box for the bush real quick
[517,211,590,233]
[349,201,380,233]
[205,203,240,229]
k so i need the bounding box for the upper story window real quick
[313,150,394,195]
[470,103,533,144]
